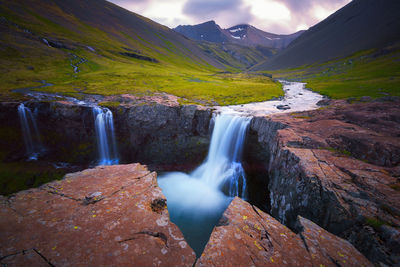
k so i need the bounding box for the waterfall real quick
[158,113,250,256]
[18,103,43,160]
[92,106,119,165]
[192,114,250,197]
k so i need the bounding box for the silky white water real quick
[18,103,43,160]
[93,106,119,165]
[217,80,324,116]
[158,113,250,255]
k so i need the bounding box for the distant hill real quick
[253,0,400,70]
[174,21,303,49]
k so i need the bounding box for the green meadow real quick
[268,48,400,99]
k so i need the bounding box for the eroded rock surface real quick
[0,164,195,266]
[197,197,372,266]
[247,100,400,265]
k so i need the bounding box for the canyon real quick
[1,89,399,265]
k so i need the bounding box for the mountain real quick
[253,0,400,70]
[226,24,303,49]
[174,21,303,50]
[174,20,229,43]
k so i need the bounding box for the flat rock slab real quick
[0,164,195,266]
[196,197,372,267]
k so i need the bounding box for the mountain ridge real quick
[174,21,303,50]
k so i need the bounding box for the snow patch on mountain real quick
[229,28,244,33]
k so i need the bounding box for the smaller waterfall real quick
[18,103,43,160]
[92,106,119,165]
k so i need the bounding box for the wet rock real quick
[115,103,212,171]
[316,98,331,106]
[196,197,372,266]
[0,164,195,266]
[276,104,290,110]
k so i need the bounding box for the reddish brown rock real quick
[297,216,372,267]
[0,164,195,266]
[196,197,372,267]
[248,100,400,265]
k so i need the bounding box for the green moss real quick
[389,183,400,191]
[365,217,385,229]
[290,113,312,119]
[0,162,66,195]
[98,101,121,108]
[323,147,352,157]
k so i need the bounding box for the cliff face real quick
[248,100,400,265]
[114,103,212,171]
[0,101,212,170]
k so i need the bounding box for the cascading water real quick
[18,103,43,160]
[158,113,250,256]
[92,106,119,165]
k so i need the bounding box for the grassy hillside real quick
[267,46,400,99]
[0,0,282,105]
[197,42,276,70]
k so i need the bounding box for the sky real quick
[108,0,351,34]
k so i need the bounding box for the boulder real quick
[0,164,195,266]
[196,197,372,266]
[276,104,290,110]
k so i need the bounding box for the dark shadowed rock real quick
[316,99,331,106]
[276,104,290,110]
[0,164,196,266]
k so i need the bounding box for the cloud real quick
[183,0,241,17]
[243,0,351,33]
[182,0,252,27]
[107,0,351,34]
